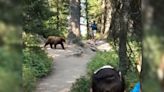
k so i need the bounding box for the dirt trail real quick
[35,40,111,92]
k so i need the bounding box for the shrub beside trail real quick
[23,33,53,92]
[70,51,139,92]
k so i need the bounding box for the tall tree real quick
[100,0,112,39]
[67,0,81,44]
[109,0,142,75]
[56,0,59,31]
[118,0,130,75]
[85,0,90,39]
[49,0,69,36]
[23,0,54,37]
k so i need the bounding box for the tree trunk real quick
[69,0,81,37]
[119,0,130,75]
[107,0,120,46]
[100,0,106,36]
[100,0,112,39]
[85,0,90,39]
[56,0,59,31]
[68,0,81,44]
[102,0,112,39]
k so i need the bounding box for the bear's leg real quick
[50,43,53,49]
[44,42,49,47]
[60,43,65,49]
[54,44,57,49]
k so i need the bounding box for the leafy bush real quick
[70,76,91,92]
[0,48,21,92]
[23,47,53,92]
[87,51,139,91]
[23,32,53,92]
[87,51,119,75]
[23,47,53,77]
[23,32,40,46]
[23,65,36,92]
[0,69,21,92]
[70,51,139,92]
[70,51,119,92]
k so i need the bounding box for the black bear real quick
[91,65,125,92]
[44,36,66,49]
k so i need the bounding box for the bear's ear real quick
[62,38,66,42]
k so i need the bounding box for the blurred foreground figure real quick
[142,0,164,91]
[157,55,164,91]
[130,82,141,92]
[130,55,142,92]
[91,65,125,92]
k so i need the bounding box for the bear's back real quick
[47,36,65,43]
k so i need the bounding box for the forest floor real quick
[35,40,112,92]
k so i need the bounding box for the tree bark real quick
[69,0,81,36]
[103,0,112,39]
[56,0,59,31]
[100,0,112,39]
[85,0,90,39]
[68,0,81,44]
[119,0,130,75]
[100,0,106,36]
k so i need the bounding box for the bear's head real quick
[61,37,66,43]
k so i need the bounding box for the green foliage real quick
[125,70,139,91]
[0,20,22,92]
[23,32,40,46]
[23,0,54,37]
[87,51,119,75]
[22,32,53,91]
[23,65,36,92]
[0,69,21,92]
[71,51,139,92]
[70,51,119,92]
[88,0,102,21]
[0,47,21,72]
[23,47,53,77]
[22,0,69,90]
[70,76,91,92]
[23,46,53,92]
[127,41,141,68]
[43,17,67,37]
[22,31,53,92]
[23,0,69,38]
[88,51,139,91]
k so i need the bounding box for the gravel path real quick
[35,44,96,92]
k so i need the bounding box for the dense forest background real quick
[0,0,163,92]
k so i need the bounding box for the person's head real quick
[93,20,96,24]
[91,65,125,92]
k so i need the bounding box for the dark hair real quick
[92,68,125,92]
